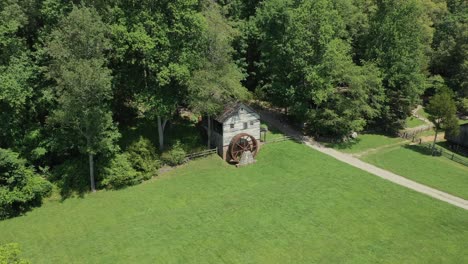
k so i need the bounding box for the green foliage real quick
[125,137,160,178]
[254,0,384,137]
[366,0,432,131]
[0,148,52,219]
[45,6,120,191]
[50,157,89,198]
[100,154,142,190]
[188,1,249,120]
[426,89,459,136]
[46,6,119,156]
[161,142,187,166]
[0,243,29,264]
[457,97,468,115]
[431,0,467,96]
[0,0,35,149]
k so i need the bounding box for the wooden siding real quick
[447,125,468,148]
[222,108,261,146]
[210,130,223,150]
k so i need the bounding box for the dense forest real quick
[1,0,467,218]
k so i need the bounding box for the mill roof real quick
[214,102,257,123]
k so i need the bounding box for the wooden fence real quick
[185,148,218,160]
[264,135,304,144]
[399,125,433,140]
[422,143,468,167]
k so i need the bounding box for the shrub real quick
[51,157,89,198]
[0,243,29,264]
[0,149,52,220]
[125,137,160,179]
[161,142,187,166]
[100,153,143,189]
[458,98,468,116]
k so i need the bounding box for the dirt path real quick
[257,107,468,211]
[404,105,434,133]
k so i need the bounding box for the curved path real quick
[257,107,468,211]
[404,105,434,133]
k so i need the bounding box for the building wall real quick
[222,109,261,146]
[447,125,468,148]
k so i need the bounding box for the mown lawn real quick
[362,144,468,199]
[327,134,405,153]
[1,141,467,263]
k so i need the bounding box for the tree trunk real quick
[207,115,211,149]
[432,129,439,154]
[157,116,165,151]
[89,153,96,192]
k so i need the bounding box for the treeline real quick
[0,0,466,217]
[220,0,467,136]
[1,0,247,218]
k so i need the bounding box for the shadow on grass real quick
[436,141,468,158]
[326,138,362,150]
[402,144,433,156]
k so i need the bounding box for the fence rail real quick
[399,125,433,140]
[422,143,468,167]
[185,148,218,160]
[264,135,304,144]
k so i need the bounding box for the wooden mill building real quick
[202,102,261,162]
[446,123,468,148]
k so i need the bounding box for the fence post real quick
[451,153,454,160]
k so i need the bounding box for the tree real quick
[253,0,384,137]
[426,89,459,150]
[0,148,52,219]
[431,0,467,96]
[109,0,205,151]
[188,1,248,148]
[46,7,119,192]
[365,0,433,131]
[0,0,34,149]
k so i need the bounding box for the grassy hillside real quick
[362,144,468,199]
[0,141,467,263]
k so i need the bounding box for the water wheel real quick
[229,133,259,163]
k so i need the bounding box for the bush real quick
[0,243,29,264]
[51,157,90,198]
[161,142,187,166]
[0,149,52,220]
[457,98,468,116]
[125,137,160,179]
[100,153,143,189]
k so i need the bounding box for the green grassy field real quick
[327,134,405,154]
[406,116,426,128]
[1,141,467,263]
[362,144,468,199]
